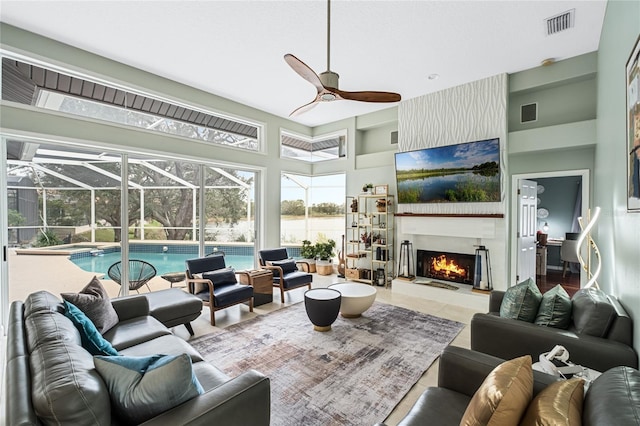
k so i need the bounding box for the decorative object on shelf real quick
[397,240,415,280]
[473,245,493,291]
[376,268,386,286]
[337,234,346,278]
[626,35,640,211]
[376,198,391,212]
[374,184,388,195]
[350,198,358,212]
[361,232,371,248]
[576,207,602,288]
[362,183,373,193]
[537,208,549,219]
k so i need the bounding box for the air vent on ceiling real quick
[545,9,575,35]
[521,103,538,124]
[391,131,398,144]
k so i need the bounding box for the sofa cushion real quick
[103,315,171,350]
[500,278,542,322]
[94,353,204,424]
[571,287,616,337]
[61,276,119,334]
[64,301,119,356]
[118,334,204,363]
[24,291,66,317]
[460,355,533,425]
[520,378,583,426]
[30,340,111,426]
[583,366,640,426]
[535,284,572,329]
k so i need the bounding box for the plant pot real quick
[301,259,316,273]
[316,260,334,275]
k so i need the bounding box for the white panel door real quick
[517,179,537,283]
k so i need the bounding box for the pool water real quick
[71,252,256,278]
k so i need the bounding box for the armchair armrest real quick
[294,260,311,272]
[111,295,150,321]
[471,313,639,371]
[185,277,215,295]
[262,265,284,278]
[439,346,559,397]
[140,370,270,426]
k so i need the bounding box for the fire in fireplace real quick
[416,249,476,285]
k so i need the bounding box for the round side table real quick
[161,272,186,288]
[328,283,377,318]
[304,288,341,332]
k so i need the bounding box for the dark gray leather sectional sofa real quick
[383,346,640,426]
[6,290,270,425]
[470,289,638,372]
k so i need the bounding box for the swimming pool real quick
[71,252,256,278]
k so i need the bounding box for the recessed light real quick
[427,73,439,80]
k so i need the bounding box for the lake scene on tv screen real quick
[395,138,500,204]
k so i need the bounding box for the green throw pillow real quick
[535,284,572,329]
[64,301,119,356]
[499,278,542,322]
[94,354,204,424]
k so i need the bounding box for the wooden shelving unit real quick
[345,193,394,287]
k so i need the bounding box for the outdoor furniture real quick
[304,288,341,332]
[107,259,157,293]
[185,253,253,326]
[328,282,377,318]
[160,271,186,288]
[258,248,313,303]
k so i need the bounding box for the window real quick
[2,57,263,151]
[280,130,346,163]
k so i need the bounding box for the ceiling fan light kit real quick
[284,0,401,116]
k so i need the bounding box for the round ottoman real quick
[329,283,377,318]
[304,288,341,332]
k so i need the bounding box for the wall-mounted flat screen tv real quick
[395,138,501,204]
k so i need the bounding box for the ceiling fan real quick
[284,0,401,116]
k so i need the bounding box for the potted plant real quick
[315,239,336,275]
[362,183,373,193]
[299,239,317,272]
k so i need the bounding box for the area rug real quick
[190,301,464,426]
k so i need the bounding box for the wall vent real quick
[390,131,398,144]
[521,103,538,123]
[545,9,575,35]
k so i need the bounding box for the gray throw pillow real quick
[94,354,204,424]
[499,278,543,322]
[571,287,615,337]
[61,276,119,334]
[535,284,572,329]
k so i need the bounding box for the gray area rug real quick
[190,301,464,426]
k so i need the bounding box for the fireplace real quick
[416,249,476,285]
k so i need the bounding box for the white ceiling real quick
[0,1,607,127]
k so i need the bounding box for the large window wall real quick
[4,138,257,302]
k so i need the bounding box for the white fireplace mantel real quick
[397,216,499,240]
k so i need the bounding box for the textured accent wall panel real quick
[397,74,507,215]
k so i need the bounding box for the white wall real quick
[594,0,640,355]
[395,74,509,290]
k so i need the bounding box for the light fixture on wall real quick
[542,222,549,232]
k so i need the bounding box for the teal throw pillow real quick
[499,278,543,322]
[64,301,119,356]
[535,284,572,329]
[94,354,204,424]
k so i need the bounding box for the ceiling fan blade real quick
[334,89,401,103]
[284,54,324,92]
[290,98,320,117]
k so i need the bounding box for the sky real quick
[395,138,500,171]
